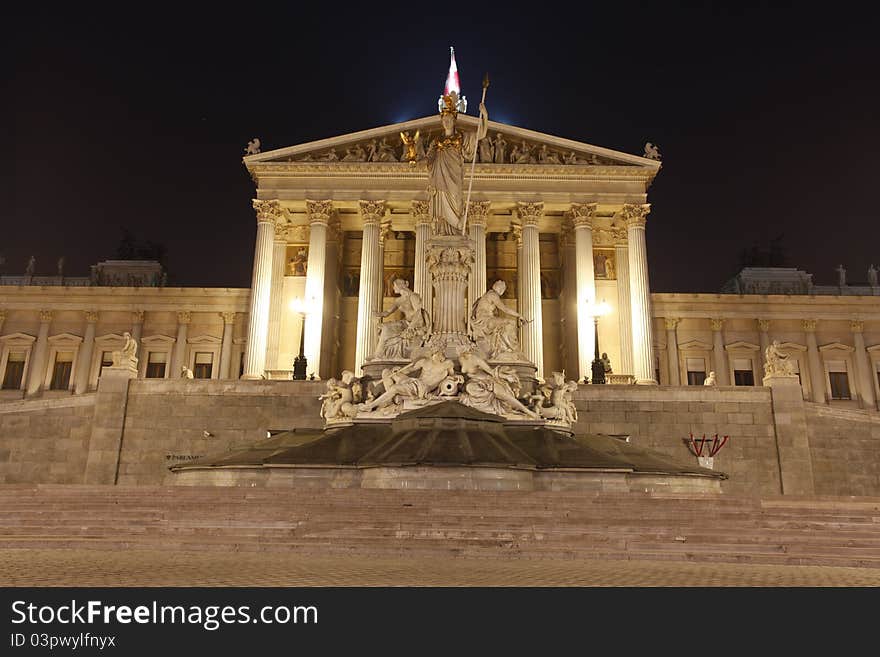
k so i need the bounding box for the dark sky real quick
[3,3,878,291]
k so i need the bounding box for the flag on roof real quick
[444,46,461,96]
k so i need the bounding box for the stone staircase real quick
[0,485,878,568]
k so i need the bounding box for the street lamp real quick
[586,299,611,384]
[290,297,313,380]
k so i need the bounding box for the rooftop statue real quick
[470,280,529,359]
[643,142,661,160]
[244,138,261,155]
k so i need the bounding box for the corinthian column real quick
[355,200,386,374]
[467,200,491,310]
[616,242,634,376]
[171,311,191,375]
[26,310,52,395]
[851,321,876,409]
[757,319,771,374]
[131,311,145,367]
[219,312,236,379]
[710,318,729,385]
[265,236,288,371]
[515,202,544,378]
[623,203,656,384]
[377,217,392,309]
[803,319,826,403]
[665,318,681,385]
[243,199,283,379]
[74,311,99,394]
[571,203,596,382]
[304,200,333,378]
[412,201,433,322]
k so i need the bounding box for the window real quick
[99,351,113,376]
[193,352,213,379]
[733,358,754,386]
[2,352,26,390]
[146,351,167,379]
[827,360,851,400]
[49,351,74,390]
[686,358,706,386]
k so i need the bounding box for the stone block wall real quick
[0,396,95,483]
[807,404,880,496]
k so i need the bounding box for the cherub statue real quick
[372,279,430,360]
[530,371,578,425]
[643,142,661,160]
[703,371,717,386]
[244,138,261,155]
[459,349,539,419]
[319,370,361,420]
[764,340,795,376]
[180,365,194,379]
[470,280,529,359]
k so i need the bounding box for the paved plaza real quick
[1,549,878,587]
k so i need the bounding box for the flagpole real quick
[462,72,489,236]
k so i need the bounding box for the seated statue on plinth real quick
[372,279,430,360]
[764,340,795,377]
[111,332,139,369]
[359,350,456,413]
[458,348,539,419]
[470,280,529,360]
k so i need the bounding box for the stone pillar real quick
[515,202,544,378]
[558,222,578,377]
[131,310,145,367]
[243,199,284,379]
[467,200,490,310]
[757,319,771,375]
[355,200,386,375]
[512,221,524,317]
[571,203,596,382]
[74,311,98,394]
[376,217,392,309]
[622,204,656,384]
[710,318,729,385]
[427,238,474,341]
[26,310,52,395]
[803,319,826,403]
[171,311,191,375]
[0,309,6,335]
[851,321,876,410]
[265,238,288,370]
[615,243,634,377]
[764,373,815,495]
[304,200,333,378]
[665,318,681,386]
[84,361,138,485]
[219,312,236,380]
[412,201,433,323]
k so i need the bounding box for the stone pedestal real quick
[763,373,815,495]
[84,365,138,485]
[426,235,474,359]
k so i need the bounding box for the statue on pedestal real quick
[764,340,795,377]
[111,332,139,369]
[319,370,362,421]
[458,349,539,419]
[869,264,878,287]
[470,280,529,359]
[703,371,717,386]
[372,279,430,360]
[531,371,578,425]
[359,350,456,413]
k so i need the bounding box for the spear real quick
[462,72,490,235]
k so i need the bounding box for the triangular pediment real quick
[244,115,660,170]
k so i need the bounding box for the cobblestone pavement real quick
[1,549,879,586]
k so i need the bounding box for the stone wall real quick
[572,385,780,496]
[0,395,95,483]
[807,404,880,496]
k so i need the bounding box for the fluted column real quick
[757,319,771,375]
[412,201,433,322]
[219,312,236,380]
[171,311,191,375]
[131,311,145,367]
[571,203,596,382]
[803,319,826,403]
[355,200,386,374]
[851,321,876,409]
[710,318,729,385]
[376,217,392,309]
[243,199,284,379]
[623,204,656,384]
[665,318,681,385]
[26,310,52,395]
[615,243,634,376]
[265,238,287,370]
[512,221,523,317]
[304,200,332,378]
[467,201,490,310]
[74,311,98,394]
[515,202,544,377]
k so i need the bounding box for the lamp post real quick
[586,299,611,384]
[290,298,312,380]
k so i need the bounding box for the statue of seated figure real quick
[372,279,430,360]
[469,280,529,359]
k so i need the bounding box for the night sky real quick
[4,4,878,292]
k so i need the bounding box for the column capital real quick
[252,199,285,227]
[358,199,388,225]
[621,203,651,228]
[39,310,53,323]
[221,312,236,325]
[851,320,865,333]
[177,311,192,325]
[757,318,771,332]
[466,200,491,227]
[411,200,431,225]
[802,319,818,332]
[515,201,544,227]
[85,310,99,324]
[305,199,334,226]
[710,318,725,331]
[569,202,597,228]
[664,317,680,330]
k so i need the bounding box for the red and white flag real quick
[443,46,461,96]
